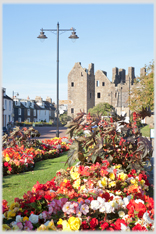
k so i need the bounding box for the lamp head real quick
[69,30,79,40]
[37,28,48,39]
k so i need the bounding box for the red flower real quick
[44,194,52,201]
[8,167,12,172]
[90,218,98,230]
[82,221,89,230]
[114,219,127,230]
[132,223,147,231]
[4,162,8,167]
[100,222,109,230]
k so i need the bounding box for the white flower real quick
[38,213,43,219]
[57,145,61,149]
[16,215,23,223]
[99,206,106,213]
[123,195,132,206]
[97,196,105,207]
[118,211,125,218]
[135,199,144,204]
[143,212,154,224]
[90,200,100,210]
[104,202,114,213]
[10,221,17,227]
[29,214,39,224]
[120,223,130,231]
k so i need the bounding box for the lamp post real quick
[37,22,79,137]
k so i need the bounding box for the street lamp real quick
[37,22,79,137]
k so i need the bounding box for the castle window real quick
[71,108,74,113]
[102,82,105,86]
[115,93,117,98]
[97,93,101,98]
[96,81,99,87]
[90,93,91,98]
[81,72,83,76]
[71,82,74,87]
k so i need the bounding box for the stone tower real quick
[68,62,95,117]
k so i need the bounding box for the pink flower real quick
[24,221,33,230]
[16,222,23,230]
[80,204,89,215]
[62,201,75,214]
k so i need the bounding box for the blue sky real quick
[2,3,154,103]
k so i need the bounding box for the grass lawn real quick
[140,124,151,137]
[3,152,77,206]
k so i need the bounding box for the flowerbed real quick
[2,110,154,231]
[2,161,154,231]
[2,137,72,175]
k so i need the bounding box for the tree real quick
[128,61,154,112]
[88,102,114,116]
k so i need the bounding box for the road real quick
[33,126,68,141]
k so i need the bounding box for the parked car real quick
[2,127,8,135]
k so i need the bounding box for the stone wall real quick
[67,62,146,118]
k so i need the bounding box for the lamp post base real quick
[56,130,59,137]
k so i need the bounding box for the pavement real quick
[33,126,68,141]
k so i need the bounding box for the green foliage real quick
[128,60,154,112]
[88,102,115,116]
[65,109,153,173]
[59,112,72,125]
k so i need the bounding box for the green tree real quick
[128,61,154,112]
[88,102,114,116]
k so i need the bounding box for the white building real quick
[3,88,13,127]
[35,97,50,122]
[59,104,68,115]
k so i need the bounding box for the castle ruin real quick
[68,62,146,119]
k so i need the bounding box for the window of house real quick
[27,109,30,116]
[8,115,10,122]
[97,93,101,98]
[5,100,7,110]
[45,110,46,115]
[18,117,21,122]
[102,82,105,86]
[9,101,11,111]
[71,108,74,113]
[71,82,74,87]
[96,81,99,87]
[18,108,21,115]
[34,110,36,116]
[27,118,30,122]
[90,93,91,98]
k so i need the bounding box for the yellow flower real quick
[108,181,116,188]
[140,179,145,186]
[130,179,137,185]
[23,216,29,222]
[101,177,107,187]
[80,185,86,191]
[70,171,80,180]
[64,179,68,183]
[62,220,72,231]
[37,224,48,231]
[73,178,81,189]
[68,217,81,231]
[57,218,63,225]
[115,164,122,169]
[5,154,10,162]
[7,210,16,219]
[47,220,57,230]
[109,172,115,180]
[118,172,128,181]
[2,224,11,230]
